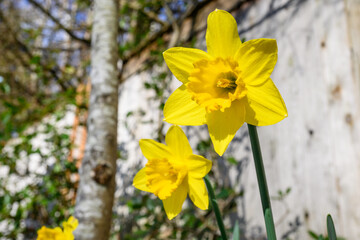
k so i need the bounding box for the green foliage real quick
[0,78,77,147]
[196,139,212,155]
[272,187,292,201]
[144,71,169,105]
[121,192,216,240]
[0,109,78,239]
[0,0,209,239]
[226,157,238,165]
[232,220,240,240]
[308,214,345,240]
[327,214,337,240]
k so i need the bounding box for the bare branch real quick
[28,0,91,46]
[122,0,214,62]
[163,2,181,48]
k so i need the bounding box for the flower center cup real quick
[216,71,238,89]
[187,57,247,113]
[145,158,187,200]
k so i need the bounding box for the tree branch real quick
[122,0,214,63]
[28,0,91,46]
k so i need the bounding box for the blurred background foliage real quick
[0,0,240,239]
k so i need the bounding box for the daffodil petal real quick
[163,180,188,220]
[188,178,208,210]
[164,85,206,125]
[165,126,193,160]
[235,38,277,86]
[139,139,172,161]
[187,154,212,178]
[206,100,245,156]
[133,167,151,192]
[63,216,78,233]
[206,9,242,58]
[37,226,64,240]
[163,47,211,84]
[245,78,287,126]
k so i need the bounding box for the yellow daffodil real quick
[163,9,287,156]
[37,216,78,240]
[62,216,78,239]
[133,125,212,220]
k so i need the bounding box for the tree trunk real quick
[74,0,118,239]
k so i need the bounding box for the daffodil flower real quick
[133,126,212,220]
[163,9,287,156]
[37,216,78,240]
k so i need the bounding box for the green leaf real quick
[227,157,237,165]
[216,188,232,199]
[146,198,155,211]
[183,213,196,228]
[196,139,211,153]
[1,82,11,93]
[308,230,320,239]
[327,214,337,240]
[2,112,11,125]
[232,220,240,240]
[126,111,133,117]
[144,82,152,89]
[318,234,325,240]
[30,55,41,65]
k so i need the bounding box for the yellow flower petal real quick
[245,78,287,126]
[187,154,212,178]
[133,167,151,192]
[165,126,193,160]
[163,47,211,84]
[188,178,209,210]
[206,9,242,58]
[163,180,188,220]
[63,216,78,239]
[37,226,64,240]
[139,139,172,161]
[235,39,278,86]
[164,85,206,125]
[64,232,75,240]
[63,216,78,230]
[206,99,245,156]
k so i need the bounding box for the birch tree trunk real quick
[74,0,118,239]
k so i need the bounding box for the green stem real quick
[247,124,277,240]
[204,175,228,240]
